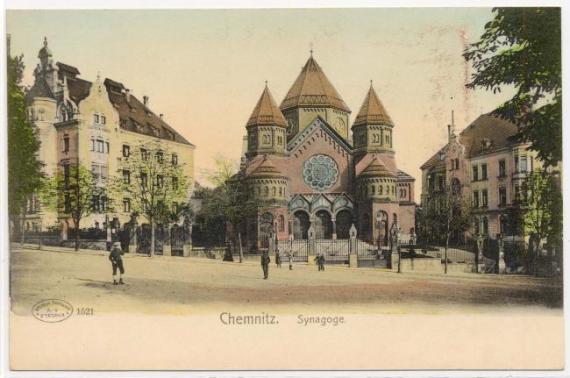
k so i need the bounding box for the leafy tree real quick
[7,52,43,240]
[464,7,561,167]
[110,142,189,256]
[198,156,260,262]
[516,169,562,272]
[41,164,103,251]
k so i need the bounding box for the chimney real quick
[125,89,131,102]
[143,95,149,106]
[447,124,451,138]
[159,113,164,119]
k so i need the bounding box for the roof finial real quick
[264,80,268,87]
[370,79,373,87]
[96,71,101,82]
[309,42,313,57]
[43,36,48,48]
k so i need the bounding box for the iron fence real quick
[314,239,349,265]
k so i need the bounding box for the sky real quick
[7,8,514,200]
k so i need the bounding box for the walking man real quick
[319,253,326,271]
[288,251,294,270]
[109,242,125,285]
[261,250,271,279]
[275,249,282,268]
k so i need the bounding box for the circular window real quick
[302,154,339,191]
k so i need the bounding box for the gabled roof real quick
[56,62,80,77]
[420,113,518,170]
[105,79,194,147]
[280,55,350,113]
[287,115,352,155]
[359,156,395,178]
[397,170,415,181]
[353,83,394,127]
[66,77,92,104]
[246,84,287,128]
[26,78,54,102]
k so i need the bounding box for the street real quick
[10,247,562,315]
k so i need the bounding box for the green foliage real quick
[464,7,561,167]
[198,156,260,245]
[41,164,102,250]
[110,141,190,225]
[7,53,43,217]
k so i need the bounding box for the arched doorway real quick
[336,210,352,239]
[293,210,310,240]
[376,210,388,246]
[259,212,274,247]
[314,210,333,239]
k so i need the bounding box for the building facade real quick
[23,38,195,237]
[419,113,540,241]
[238,54,416,248]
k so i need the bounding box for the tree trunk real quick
[238,232,244,263]
[444,233,449,274]
[150,220,156,257]
[74,218,80,251]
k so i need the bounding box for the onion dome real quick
[38,37,52,59]
[280,54,350,113]
[248,156,286,179]
[359,157,395,178]
[246,83,287,128]
[353,82,393,127]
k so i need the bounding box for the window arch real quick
[278,215,285,232]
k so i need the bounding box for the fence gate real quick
[315,239,349,265]
[283,239,309,262]
[136,224,164,255]
[171,225,185,257]
[356,239,389,268]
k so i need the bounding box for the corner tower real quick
[280,53,351,140]
[245,83,288,158]
[352,82,394,159]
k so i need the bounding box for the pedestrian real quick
[314,253,320,270]
[109,241,125,285]
[319,254,326,271]
[288,251,293,270]
[275,249,282,268]
[261,250,271,279]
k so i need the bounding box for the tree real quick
[198,156,260,262]
[516,168,561,273]
[7,52,43,240]
[464,8,561,167]
[111,142,189,256]
[42,164,103,251]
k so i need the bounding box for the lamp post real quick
[475,233,483,273]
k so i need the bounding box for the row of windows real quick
[121,198,179,214]
[92,164,108,182]
[122,169,178,189]
[122,145,178,165]
[473,187,509,208]
[356,131,392,147]
[254,185,286,198]
[472,156,533,182]
[360,184,396,197]
[91,139,110,154]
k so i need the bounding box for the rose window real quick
[302,154,339,191]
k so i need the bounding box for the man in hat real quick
[109,241,125,285]
[261,250,271,279]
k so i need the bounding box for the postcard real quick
[4,4,565,375]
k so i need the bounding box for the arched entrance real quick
[259,212,274,247]
[293,210,310,240]
[376,210,388,246]
[336,210,352,239]
[314,210,333,239]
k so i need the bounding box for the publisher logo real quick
[32,299,73,323]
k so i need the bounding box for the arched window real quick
[379,185,383,195]
[451,178,461,195]
[482,217,489,235]
[278,215,285,232]
[272,187,276,196]
[264,186,269,196]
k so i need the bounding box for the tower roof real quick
[246,84,287,128]
[248,156,286,179]
[359,156,395,178]
[280,55,350,113]
[38,37,52,59]
[353,83,393,127]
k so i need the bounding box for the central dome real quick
[280,55,350,113]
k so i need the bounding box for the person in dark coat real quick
[275,249,282,268]
[319,254,326,271]
[109,242,125,285]
[261,250,271,279]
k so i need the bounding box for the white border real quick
[1,1,568,378]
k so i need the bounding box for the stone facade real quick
[238,54,416,248]
[23,38,195,237]
[420,113,540,240]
